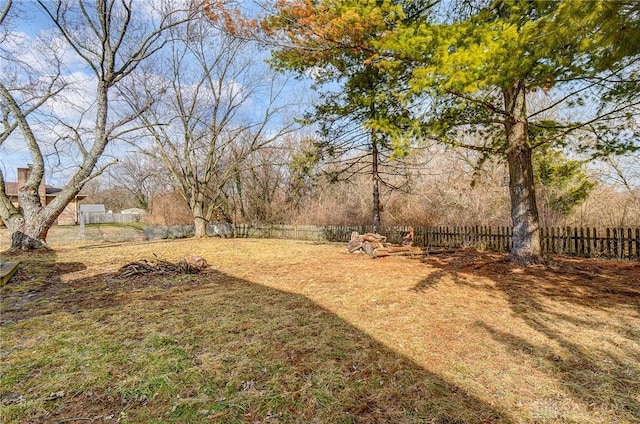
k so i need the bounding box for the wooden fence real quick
[232,224,640,260]
[234,224,340,241]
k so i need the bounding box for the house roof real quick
[3,182,86,198]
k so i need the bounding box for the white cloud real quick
[46,72,98,122]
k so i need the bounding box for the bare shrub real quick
[571,186,640,228]
[148,191,193,226]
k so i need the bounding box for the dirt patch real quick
[1,261,217,325]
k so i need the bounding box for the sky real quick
[2,1,638,191]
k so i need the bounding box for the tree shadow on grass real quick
[1,258,511,423]
[0,250,88,325]
[417,250,640,422]
[412,268,475,292]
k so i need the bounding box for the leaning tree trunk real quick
[503,82,543,264]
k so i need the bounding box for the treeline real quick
[84,145,640,230]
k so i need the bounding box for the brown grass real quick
[1,238,639,423]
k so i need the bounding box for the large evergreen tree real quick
[392,0,639,262]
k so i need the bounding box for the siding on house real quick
[56,198,82,225]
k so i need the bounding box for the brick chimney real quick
[16,165,46,204]
[16,166,29,188]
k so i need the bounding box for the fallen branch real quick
[424,248,459,255]
[373,245,424,258]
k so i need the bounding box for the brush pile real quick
[118,255,208,277]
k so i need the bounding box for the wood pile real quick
[347,229,423,258]
[347,232,387,255]
[118,255,208,277]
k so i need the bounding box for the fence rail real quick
[232,224,640,260]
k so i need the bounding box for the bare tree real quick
[127,13,300,237]
[600,154,640,205]
[0,0,189,250]
[105,152,167,211]
[229,146,285,223]
[1,0,68,249]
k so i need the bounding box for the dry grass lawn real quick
[1,237,639,423]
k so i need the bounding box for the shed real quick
[80,204,106,214]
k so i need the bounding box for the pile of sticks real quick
[118,255,208,277]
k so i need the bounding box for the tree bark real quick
[192,199,208,238]
[8,217,51,251]
[503,82,543,264]
[194,217,207,238]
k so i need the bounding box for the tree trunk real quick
[192,200,208,238]
[3,182,84,251]
[9,218,51,251]
[503,82,543,264]
[5,192,54,251]
[194,218,207,238]
[234,172,246,221]
[372,137,381,234]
